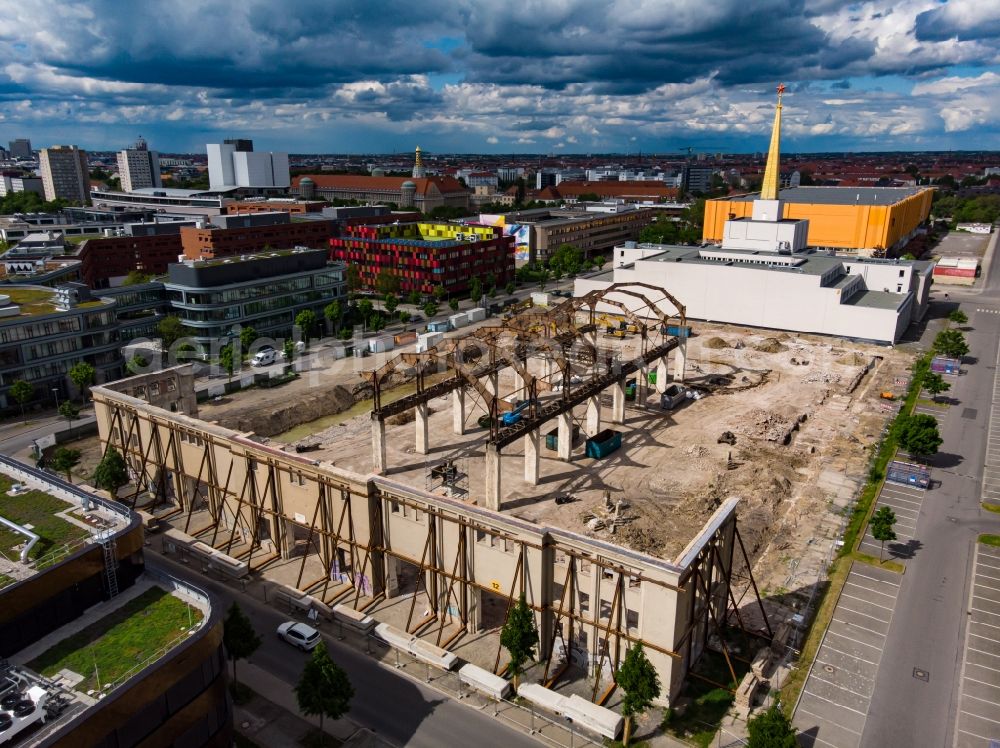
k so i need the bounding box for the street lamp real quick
[52,387,59,410]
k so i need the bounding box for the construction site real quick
[84,281,915,731]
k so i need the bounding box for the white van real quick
[250,347,276,367]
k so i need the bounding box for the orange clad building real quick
[703,186,934,254]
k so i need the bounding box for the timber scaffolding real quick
[90,364,773,708]
[366,283,690,508]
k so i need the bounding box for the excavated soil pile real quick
[214,382,370,436]
[754,338,788,353]
[704,336,731,349]
[735,408,807,444]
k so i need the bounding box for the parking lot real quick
[954,543,1000,747]
[793,564,901,748]
[981,337,1000,508]
[935,231,990,261]
[858,480,926,562]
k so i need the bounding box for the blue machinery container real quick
[585,429,622,459]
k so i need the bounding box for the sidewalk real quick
[234,661,385,748]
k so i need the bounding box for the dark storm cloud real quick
[915,5,1000,42]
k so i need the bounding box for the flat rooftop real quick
[728,186,926,206]
[636,244,845,277]
[0,468,129,588]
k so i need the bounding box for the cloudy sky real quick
[1,0,998,154]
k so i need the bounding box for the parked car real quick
[276,621,321,651]
[280,341,306,358]
[250,348,277,367]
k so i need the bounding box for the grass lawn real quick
[0,474,89,561]
[980,535,1000,548]
[664,649,749,747]
[983,503,1000,515]
[27,586,203,692]
[5,288,56,316]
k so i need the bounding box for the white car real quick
[277,621,321,651]
[250,347,276,367]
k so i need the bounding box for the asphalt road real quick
[862,238,1000,747]
[148,554,540,748]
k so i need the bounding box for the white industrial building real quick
[207,141,289,190]
[574,88,932,345]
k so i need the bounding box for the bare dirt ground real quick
[226,323,913,582]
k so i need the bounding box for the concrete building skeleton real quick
[90,283,769,707]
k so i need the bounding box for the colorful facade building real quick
[329,222,514,296]
[703,185,934,255]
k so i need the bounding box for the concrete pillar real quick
[524,429,540,485]
[656,358,669,394]
[674,339,688,382]
[511,368,525,400]
[372,417,387,474]
[485,444,502,511]
[415,402,429,455]
[586,395,601,437]
[452,388,465,435]
[557,411,573,461]
[486,372,499,397]
[611,378,625,424]
[543,358,555,384]
[385,554,402,598]
[467,586,483,633]
[637,365,649,408]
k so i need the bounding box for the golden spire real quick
[760,83,785,201]
[414,145,423,168]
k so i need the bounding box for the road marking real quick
[961,710,1000,727]
[965,659,1000,675]
[958,728,998,743]
[835,605,891,624]
[800,687,868,716]
[969,646,1000,661]
[839,591,895,612]
[820,643,879,666]
[844,581,897,600]
[808,672,873,699]
[796,707,863,736]
[846,571,899,588]
[826,629,886,651]
[815,658,875,682]
[962,693,1000,707]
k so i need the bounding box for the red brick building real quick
[222,200,326,215]
[180,220,334,261]
[77,234,183,287]
[329,222,514,296]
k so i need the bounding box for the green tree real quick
[375,268,401,296]
[398,310,411,326]
[93,447,129,498]
[295,641,354,745]
[239,326,258,352]
[871,506,898,562]
[948,309,968,325]
[423,302,439,319]
[933,329,969,359]
[51,447,81,482]
[448,298,460,312]
[122,270,152,286]
[746,700,797,748]
[223,602,261,686]
[615,643,661,746]
[283,339,296,364]
[923,372,951,402]
[469,276,483,303]
[505,280,517,296]
[548,243,583,275]
[346,264,362,292]
[369,313,385,332]
[384,293,399,318]
[358,299,374,322]
[295,310,318,346]
[9,379,33,424]
[433,285,446,302]
[406,290,422,306]
[58,400,80,437]
[593,255,606,270]
[499,595,538,688]
[125,355,149,375]
[158,314,186,349]
[219,344,236,381]
[324,300,343,335]
[895,413,942,459]
[68,361,96,404]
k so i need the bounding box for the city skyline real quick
[0,1,999,154]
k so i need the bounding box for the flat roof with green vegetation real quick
[0,473,90,562]
[3,287,57,316]
[27,586,204,692]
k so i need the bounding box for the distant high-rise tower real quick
[8,138,32,160]
[207,139,289,189]
[117,135,161,192]
[224,138,254,152]
[39,145,90,205]
[412,146,426,179]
